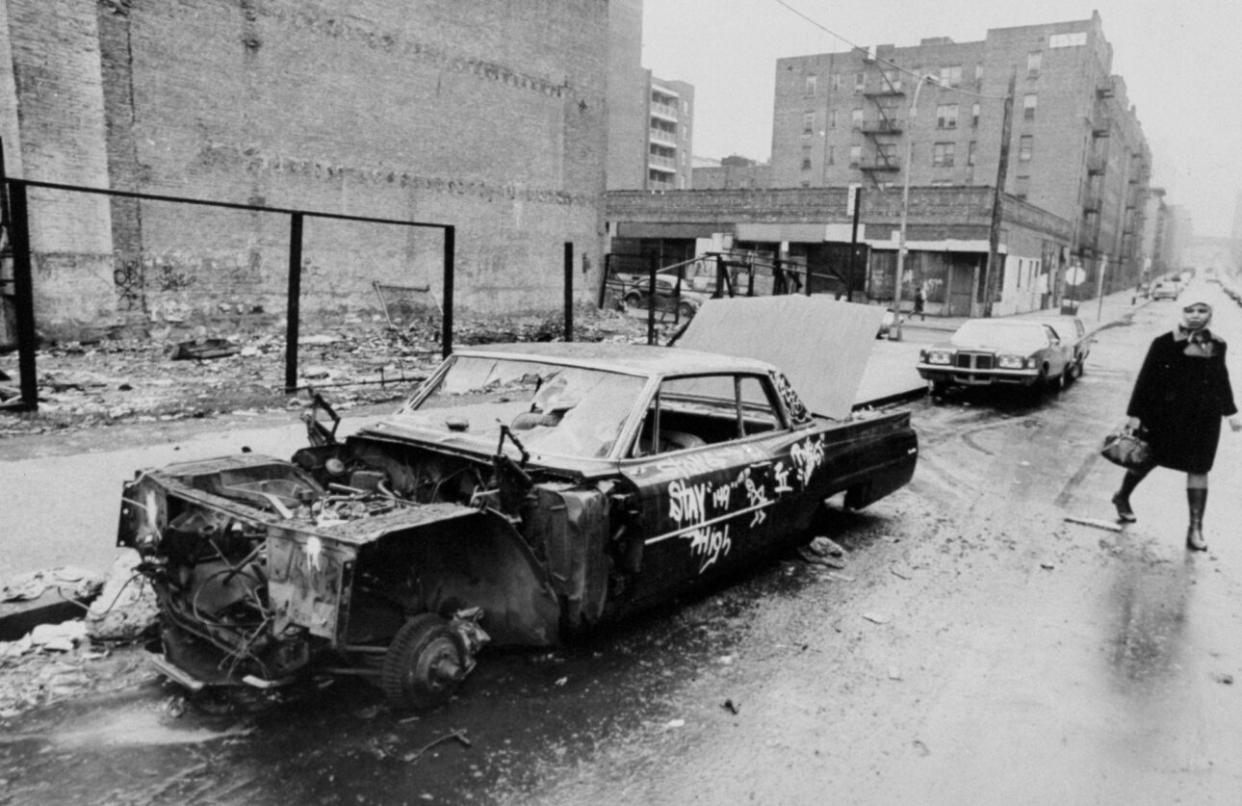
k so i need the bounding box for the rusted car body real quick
[118,336,917,709]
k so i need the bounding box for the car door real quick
[616,371,811,605]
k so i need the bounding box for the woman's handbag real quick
[1100,425,1153,470]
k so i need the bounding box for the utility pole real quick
[982,71,1015,317]
[848,183,862,300]
[897,74,937,318]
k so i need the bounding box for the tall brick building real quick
[771,12,1151,301]
[1,0,613,337]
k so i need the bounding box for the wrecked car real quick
[117,303,917,710]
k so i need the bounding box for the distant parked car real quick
[1149,281,1180,300]
[1030,315,1091,379]
[876,308,903,340]
[916,318,1076,398]
[622,275,706,320]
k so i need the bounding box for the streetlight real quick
[895,73,938,319]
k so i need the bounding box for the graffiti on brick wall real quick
[263,7,569,98]
[112,260,145,312]
[193,143,593,208]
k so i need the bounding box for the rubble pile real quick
[0,308,669,438]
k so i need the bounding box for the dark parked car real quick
[118,337,917,710]
[916,318,1076,397]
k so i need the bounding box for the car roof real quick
[454,341,777,378]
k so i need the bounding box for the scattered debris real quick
[1,567,103,603]
[887,666,902,681]
[170,338,241,361]
[862,613,891,625]
[553,676,568,687]
[797,538,848,569]
[1214,673,1234,686]
[402,729,472,763]
[664,719,686,729]
[85,551,160,642]
[722,699,740,715]
[1039,561,1056,570]
[1064,515,1123,533]
[890,568,912,580]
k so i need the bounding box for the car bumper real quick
[916,365,1040,387]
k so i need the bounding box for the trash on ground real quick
[170,338,241,361]
[1064,515,1123,532]
[85,550,160,642]
[863,613,891,625]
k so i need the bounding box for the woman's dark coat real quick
[1127,331,1238,473]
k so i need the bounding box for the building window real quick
[827,145,835,165]
[1019,135,1033,162]
[849,145,861,168]
[828,109,838,129]
[801,146,813,171]
[830,74,841,92]
[1023,94,1037,121]
[803,112,815,134]
[932,142,955,167]
[883,69,901,91]
[1027,51,1042,78]
[801,181,811,188]
[939,65,962,88]
[854,72,865,93]
[1015,174,1030,200]
[936,104,958,129]
[975,63,983,81]
[971,103,980,128]
[851,108,863,128]
[805,75,817,95]
[967,140,977,165]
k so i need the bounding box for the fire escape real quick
[857,65,905,182]
[1079,81,1114,269]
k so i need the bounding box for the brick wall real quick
[3,0,115,334]
[5,0,611,334]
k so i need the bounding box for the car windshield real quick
[950,321,1048,352]
[401,355,648,459]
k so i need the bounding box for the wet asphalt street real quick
[3,286,1242,804]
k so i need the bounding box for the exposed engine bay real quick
[118,395,615,708]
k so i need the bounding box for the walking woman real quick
[1112,299,1242,549]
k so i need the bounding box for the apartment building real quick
[646,74,695,190]
[771,11,1151,294]
[692,155,772,190]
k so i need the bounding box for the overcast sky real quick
[643,0,1241,236]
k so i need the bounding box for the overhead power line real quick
[770,0,1009,101]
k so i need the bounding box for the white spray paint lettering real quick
[685,524,732,573]
[668,478,710,525]
[790,435,827,487]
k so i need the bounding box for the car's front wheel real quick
[382,614,469,711]
[623,292,643,311]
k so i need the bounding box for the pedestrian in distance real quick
[1111,299,1242,550]
[913,286,926,321]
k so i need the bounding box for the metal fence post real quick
[284,213,304,394]
[563,241,573,341]
[442,225,455,359]
[8,181,37,411]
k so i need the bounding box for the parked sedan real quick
[1149,280,1181,300]
[118,336,917,710]
[916,318,1075,397]
[622,274,707,320]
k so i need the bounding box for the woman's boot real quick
[1187,488,1208,551]
[1112,468,1147,522]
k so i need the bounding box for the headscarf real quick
[1175,300,1214,356]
